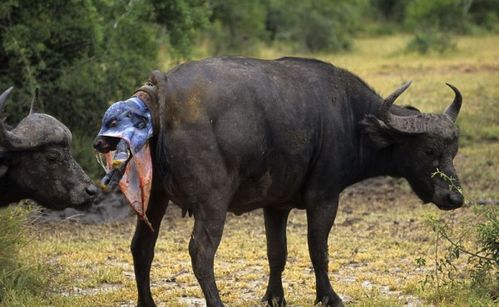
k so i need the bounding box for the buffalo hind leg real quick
[189,217,226,307]
[306,197,343,307]
[131,192,168,307]
[262,207,290,307]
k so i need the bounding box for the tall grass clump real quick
[0,205,47,306]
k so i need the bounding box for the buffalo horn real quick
[443,83,462,122]
[29,88,40,115]
[0,87,14,114]
[380,81,430,134]
[0,87,23,148]
[379,81,412,122]
[0,87,14,146]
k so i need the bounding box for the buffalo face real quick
[0,87,97,209]
[363,82,464,210]
[394,129,463,210]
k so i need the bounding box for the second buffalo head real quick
[0,87,98,209]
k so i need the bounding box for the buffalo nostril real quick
[85,185,98,197]
[447,192,464,207]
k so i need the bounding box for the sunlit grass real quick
[8,34,499,306]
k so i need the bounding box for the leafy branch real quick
[431,168,463,195]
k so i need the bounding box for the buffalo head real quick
[363,82,464,210]
[0,87,97,209]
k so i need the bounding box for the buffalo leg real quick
[189,217,226,307]
[306,198,343,307]
[131,193,168,307]
[262,207,290,306]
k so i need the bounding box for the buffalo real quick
[0,87,97,209]
[94,56,463,307]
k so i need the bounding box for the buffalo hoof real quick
[314,295,344,307]
[261,293,286,307]
[137,299,156,307]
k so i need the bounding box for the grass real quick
[3,34,499,306]
[0,205,49,306]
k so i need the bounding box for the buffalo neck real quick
[0,174,23,206]
[335,80,401,191]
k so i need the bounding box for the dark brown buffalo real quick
[94,56,463,307]
[0,87,97,209]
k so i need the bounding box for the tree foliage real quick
[208,0,268,54]
[0,0,205,176]
[151,0,209,58]
[265,0,359,53]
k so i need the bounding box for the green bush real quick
[406,28,456,53]
[468,0,499,31]
[404,0,467,53]
[370,0,410,22]
[265,0,359,53]
[405,0,468,32]
[207,0,268,54]
[151,0,209,58]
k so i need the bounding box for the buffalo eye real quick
[46,150,61,162]
[425,148,435,157]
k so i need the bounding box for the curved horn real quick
[443,83,462,122]
[379,81,412,121]
[379,81,434,134]
[0,87,14,114]
[29,88,39,115]
[0,87,14,146]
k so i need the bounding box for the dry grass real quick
[4,34,499,306]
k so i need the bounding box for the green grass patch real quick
[0,205,48,306]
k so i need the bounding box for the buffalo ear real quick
[360,115,397,149]
[148,70,167,87]
[0,153,8,178]
[0,164,7,178]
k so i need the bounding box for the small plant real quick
[431,168,463,195]
[415,205,498,303]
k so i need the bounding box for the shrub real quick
[208,0,268,54]
[370,0,410,22]
[406,28,456,54]
[151,0,209,59]
[468,0,499,31]
[265,0,359,53]
[404,0,468,53]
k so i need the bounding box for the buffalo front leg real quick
[306,197,343,307]
[131,193,168,307]
[262,207,290,306]
[189,217,226,307]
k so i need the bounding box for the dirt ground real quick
[27,176,486,306]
